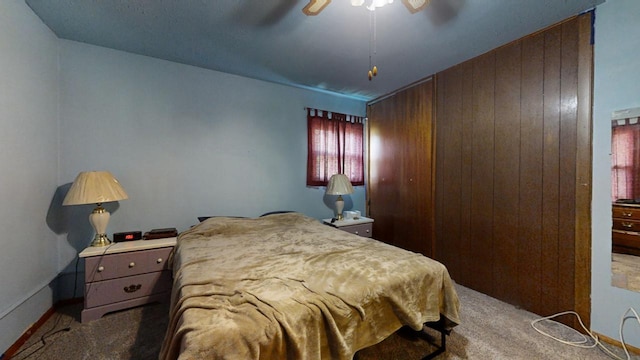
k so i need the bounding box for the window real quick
[306,108,364,186]
[612,122,640,201]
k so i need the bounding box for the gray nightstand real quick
[323,216,374,238]
[79,237,176,323]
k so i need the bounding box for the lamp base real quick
[335,195,345,221]
[89,205,112,247]
[91,233,111,247]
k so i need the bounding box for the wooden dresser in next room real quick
[612,203,640,256]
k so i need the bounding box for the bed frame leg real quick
[421,318,451,360]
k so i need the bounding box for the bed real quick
[159,212,460,360]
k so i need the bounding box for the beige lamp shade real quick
[326,174,354,196]
[63,171,129,205]
[63,171,129,247]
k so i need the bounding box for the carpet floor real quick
[8,284,638,360]
[612,252,640,293]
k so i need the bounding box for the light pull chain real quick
[368,9,378,81]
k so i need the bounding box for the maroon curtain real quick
[307,108,364,186]
[612,122,640,201]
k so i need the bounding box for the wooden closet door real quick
[368,98,400,247]
[367,79,434,256]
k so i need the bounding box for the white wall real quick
[55,40,367,278]
[592,0,640,347]
[14,0,638,354]
[0,0,60,353]
[1,1,366,352]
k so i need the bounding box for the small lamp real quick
[63,171,129,247]
[326,174,354,220]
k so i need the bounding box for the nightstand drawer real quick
[613,205,640,221]
[340,223,373,238]
[613,218,640,232]
[85,246,173,282]
[85,270,172,308]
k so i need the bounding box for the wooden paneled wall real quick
[434,13,593,325]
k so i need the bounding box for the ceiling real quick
[25,0,604,101]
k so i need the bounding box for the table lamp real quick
[326,174,354,220]
[63,171,129,247]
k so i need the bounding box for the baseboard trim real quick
[0,275,57,321]
[1,298,83,360]
[594,331,640,355]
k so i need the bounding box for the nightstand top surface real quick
[79,237,177,258]
[323,216,374,228]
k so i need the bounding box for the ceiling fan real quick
[303,0,431,15]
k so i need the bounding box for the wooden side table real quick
[612,203,640,256]
[79,237,176,323]
[323,216,374,238]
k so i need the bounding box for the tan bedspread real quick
[159,213,460,360]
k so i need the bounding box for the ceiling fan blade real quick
[302,0,332,15]
[401,0,431,14]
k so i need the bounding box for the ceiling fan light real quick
[374,0,394,7]
[305,0,428,15]
[367,0,394,11]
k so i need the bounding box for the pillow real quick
[259,211,294,217]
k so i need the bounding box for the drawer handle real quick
[622,222,634,229]
[157,258,163,264]
[124,284,142,293]
[366,229,370,233]
[97,266,104,272]
[129,262,136,268]
[622,211,633,217]
[354,231,359,235]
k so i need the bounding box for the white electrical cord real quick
[619,308,640,360]
[530,308,640,360]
